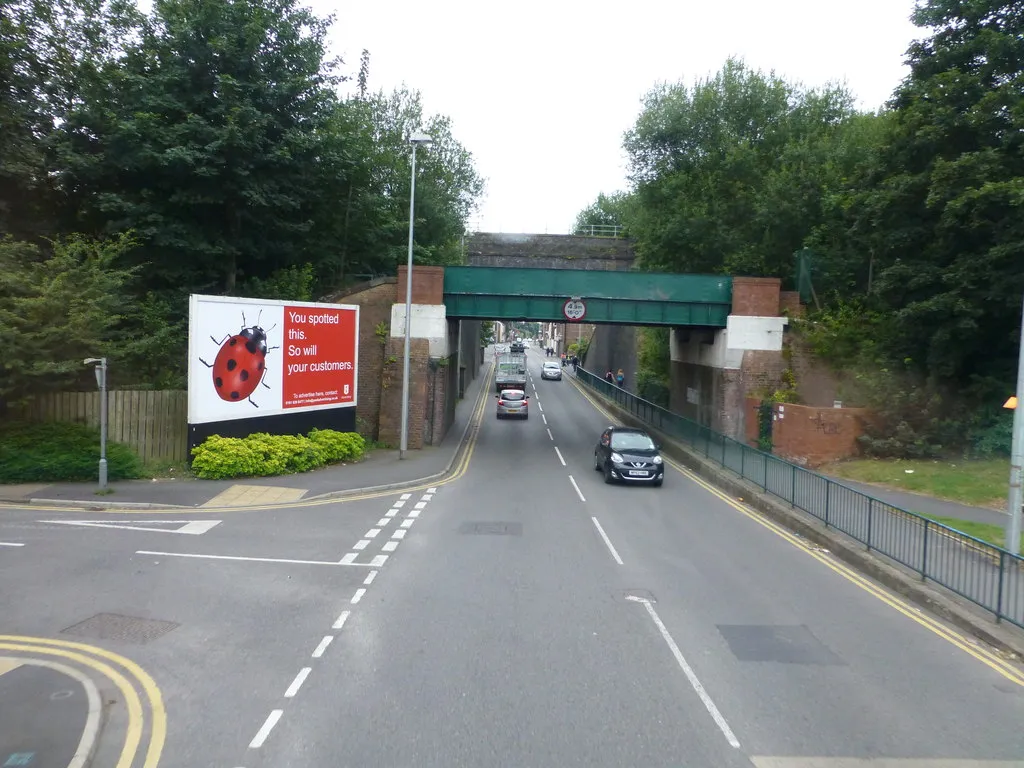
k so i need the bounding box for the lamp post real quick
[399,131,433,460]
[1005,293,1024,555]
[84,357,108,488]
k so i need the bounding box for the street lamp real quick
[399,131,433,460]
[84,357,108,488]
[1005,293,1024,555]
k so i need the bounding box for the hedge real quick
[190,428,366,480]
[0,421,143,483]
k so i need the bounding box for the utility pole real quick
[1005,293,1024,555]
[84,357,108,489]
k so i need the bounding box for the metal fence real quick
[575,367,1024,629]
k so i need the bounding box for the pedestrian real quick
[605,369,614,383]
[616,368,625,388]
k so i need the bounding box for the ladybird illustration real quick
[198,311,279,407]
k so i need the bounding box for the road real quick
[1,346,1023,767]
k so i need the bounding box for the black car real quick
[510,341,525,353]
[594,426,665,486]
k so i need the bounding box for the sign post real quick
[1006,294,1024,555]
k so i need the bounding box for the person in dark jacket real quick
[605,370,614,383]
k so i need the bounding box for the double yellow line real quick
[568,375,1024,688]
[0,635,166,767]
[4,366,495,515]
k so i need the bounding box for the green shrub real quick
[190,429,366,480]
[0,421,143,483]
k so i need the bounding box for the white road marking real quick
[590,517,623,565]
[0,542,25,547]
[338,553,357,565]
[332,610,350,629]
[284,667,311,698]
[626,595,740,749]
[421,494,433,501]
[547,428,554,440]
[248,709,283,748]
[370,554,388,566]
[414,501,427,509]
[751,760,1024,767]
[363,570,378,586]
[427,487,437,493]
[542,414,547,425]
[400,519,415,529]
[377,517,390,527]
[554,447,566,466]
[537,402,543,412]
[569,475,586,502]
[353,539,370,551]
[392,500,406,508]
[400,494,411,500]
[41,519,221,535]
[385,509,399,518]
[381,540,399,552]
[391,529,407,540]
[365,528,380,538]
[407,509,421,518]
[136,550,375,566]
[350,588,366,604]
[312,635,334,657]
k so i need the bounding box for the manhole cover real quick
[62,613,179,644]
[458,522,522,536]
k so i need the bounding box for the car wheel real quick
[603,463,615,484]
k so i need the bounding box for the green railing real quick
[575,367,1024,630]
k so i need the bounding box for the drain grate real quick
[458,521,522,536]
[61,613,179,644]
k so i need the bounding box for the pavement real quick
[1,345,1024,767]
[0,362,493,510]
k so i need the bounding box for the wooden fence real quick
[13,390,188,464]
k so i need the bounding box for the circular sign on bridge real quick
[563,297,587,322]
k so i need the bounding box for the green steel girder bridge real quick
[443,266,732,327]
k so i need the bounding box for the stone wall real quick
[743,397,867,467]
[466,233,635,272]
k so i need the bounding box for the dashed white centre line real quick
[284,667,311,698]
[546,428,554,441]
[365,528,380,538]
[554,447,566,466]
[569,475,587,502]
[350,588,366,604]
[542,414,547,425]
[537,402,543,412]
[591,516,624,565]
[0,542,25,547]
[249,710,283,749]
[312,635,334,657]
[400,518,415,528]
[332,610,350,629]
[363,570,378,586]
[353,539,370,551]
[382,540,399,552]
[391,529,407,540]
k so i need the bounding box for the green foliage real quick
[0,421,142,482]
[0,233,140,403]
[241,264,315,302]
[635,328,670,406]
[573,192,631,236]
[479,321,495,346]
[189,428,366,479]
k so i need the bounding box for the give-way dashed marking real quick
[41,519,221,535]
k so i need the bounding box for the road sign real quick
[39,519,221,535]
[563,297,587,322]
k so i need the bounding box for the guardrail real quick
[574,367,1024,629]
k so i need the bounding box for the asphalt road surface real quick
[1,346,1024,767]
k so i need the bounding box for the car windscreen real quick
[610,432,655,451]
[543,363,559,369]
[501,392,525,401]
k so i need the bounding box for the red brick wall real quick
[732,277,782,316]
[378,337,430,449]
[397,265,445,305]
[324,279,397,440]
[744,397,867,467]
[779,291,804,317]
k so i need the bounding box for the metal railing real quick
[573,224,624,238]
[575,367,1024,629]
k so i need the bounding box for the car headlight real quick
[653,456,663,464]
[610,452,624,464]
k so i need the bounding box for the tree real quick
[573,192,631,236]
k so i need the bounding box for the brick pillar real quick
[397,265,444,305]
[378,337,430,449]
[779,290,804,317]
[732,277,782,316]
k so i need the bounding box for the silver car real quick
[496,389,529,419]
[541,361,562,381]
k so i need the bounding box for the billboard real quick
[187,294,359,425]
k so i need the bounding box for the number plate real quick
[627,470,648,477]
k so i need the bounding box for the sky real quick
[311,0,922,235]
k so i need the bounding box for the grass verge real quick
[928,515,1023,553]
[822,458,1008,509]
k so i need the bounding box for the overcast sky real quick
[311,0,921,235]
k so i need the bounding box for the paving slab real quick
[0,360,492,509]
